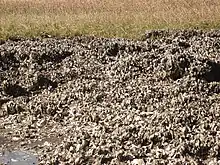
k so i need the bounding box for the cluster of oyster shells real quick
[0,30,220,164]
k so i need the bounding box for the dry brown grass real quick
[1,0,220,39]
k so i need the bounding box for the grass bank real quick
[1,0,220,39]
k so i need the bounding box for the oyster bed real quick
[0,30,220,164]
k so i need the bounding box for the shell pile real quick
[0,30,220,164]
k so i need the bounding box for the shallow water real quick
[0,150,38,165]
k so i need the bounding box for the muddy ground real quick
[0,30,220,164]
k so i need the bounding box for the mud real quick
[0,30,220,164]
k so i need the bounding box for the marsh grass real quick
[1,0,220,39]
